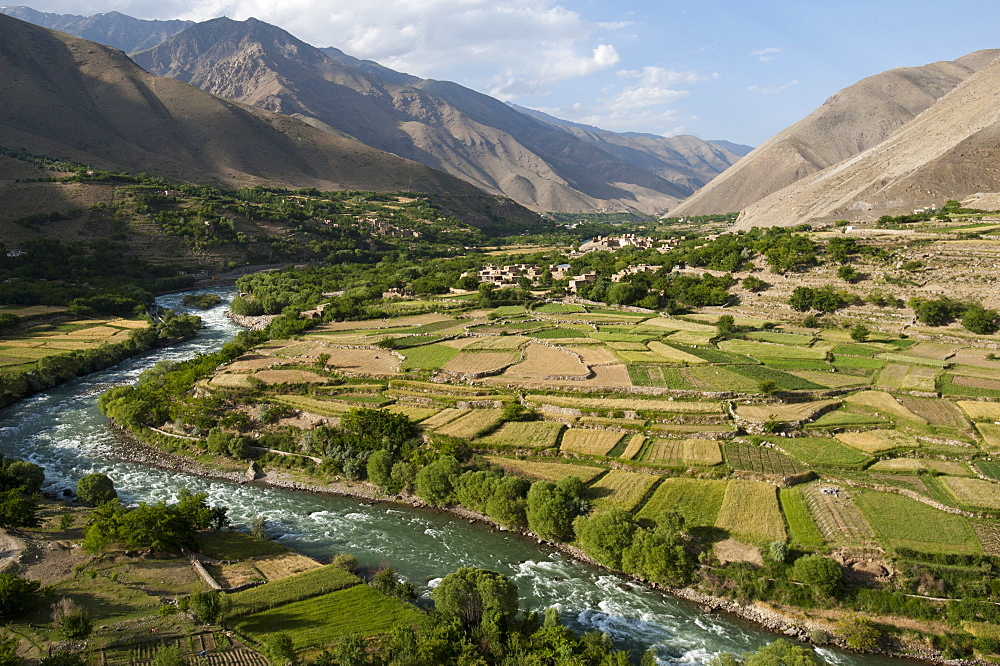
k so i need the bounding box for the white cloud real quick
[751,47,781,63]
[748,79,799,94]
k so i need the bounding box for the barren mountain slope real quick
[0,5,192,53]
[671,50,1000,216]
[507,103,750,193]
[0,14,532,229]
[736,54,1000,229]
[132,17,684,214]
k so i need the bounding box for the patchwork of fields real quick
[203,301,1000,568]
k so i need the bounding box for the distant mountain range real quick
[0,7,750,215]
[0,5,191,52]
[672,50,1000,220]
[0,13,536,230]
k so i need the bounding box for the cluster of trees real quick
[182,293,222,310]
[320,566,639,665]
[0,454,45,528]
[82,488,223,554]
[910,297,999,334]
[789,285,861,313]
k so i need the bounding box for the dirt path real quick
[0,529,25,571]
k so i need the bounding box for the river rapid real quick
[0,289,918,665]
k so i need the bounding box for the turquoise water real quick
[0,290,919,664]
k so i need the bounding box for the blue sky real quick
[13,0,1000,145]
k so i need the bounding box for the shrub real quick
[791,554,841,597]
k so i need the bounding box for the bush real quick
[791,554,841,597]
[76,473,117,506]
[850,324,870,342]
[962,304,999,335]
[835,614,880,650]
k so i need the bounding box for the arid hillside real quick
[0,14,535,230]
[131,17,687,215]
[671,50,1000,217]
[737,54,1000,229]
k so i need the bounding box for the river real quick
[0,289,918,665]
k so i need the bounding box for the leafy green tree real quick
[150,645,185,666]
[0,489,39,529]
[415,455,461,506]
[962,303,999,335]
[0,632,23,666]
[190,590,229,624]
[76,473,117,506]
[573,509,636,569]
[431,567,518,631]
[366,449,394,491]
[837,265,861,283]
[849,324,870,342]
[791,554,842,597]
[4,461,44,494]
[268,633,297,665]
[0,573,42,619]
[835,614,881,650]
[526,481,574,541]
[742,275,767,292]
[716,314,736,337]
[484,476,528,529]
[334,634,368,666]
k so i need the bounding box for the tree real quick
[414,455,461,506]
[76,473,117,506]
[837,265,861,283]
[0,573,42,619]
[4,461,44,494]
[431,567,518,631]
[526,481,574,541]
[744,640,822,665]
[716,315,736,337]
[791,554,841,597]
[366,449,394,491]
[573,509,636,569]
[849,324,870,342]
[150,645,186,666]
[0,489,39,529]
[190,590,229,624]
[484,476,528,528]
[835,614,880,650]
[962,303,999,335]
[0,633,23,666]
[268,633,297,666]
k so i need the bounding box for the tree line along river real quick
[0,289,918,665]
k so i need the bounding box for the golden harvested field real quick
[106,318,150,329]
[940,477,1000,511]
[587,470,659,512]
[322,348,401,375]
[484,456,605,483]
[875,364,939,392]
[421,408,471,429]
[271,395,352,416]
[958,401,1000,421]
[254,553,323,581]
[504,344,589,379]
[560,428,625,456]
[836,429,919,453]
[647,341,709,364]
[896,396,969,428]
[868,458,971,476]
[434,409,505,439]
[475,421,565,449]
[620,435,647,460]
[640,438,722,466]
[715,480,786,544]
[568,345,621,365]
[788,371,870,388]
[313,313,452,332]
[36,340,100,351]
[61,326,119,338]
[442,352,517,374]
[642,317,715,333]
[466,336,529,351]
[227,356,296,372]
[0,346,67,359]
[439,337,484,350]
[579,416,646,429]
[385,405,439,422]
[253,369,329,384]
[844,391,928,424]
[0,304,65,316]
[525,395,723,413]
[906,342,960,360]
[975,423,1000,450]
[735,399,840,423]
[210,373,252,388]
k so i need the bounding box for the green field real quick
[723,442,807,475]
[773,437,873,469]
[780,487,825,548]
[475,421,565,449]
[587,471,660,513]
[228,565,362,618]
[715,480,786,544]
[854,490,982,555]
[634,478,727,528]
[400,344,460,370]
[234,584,422,651]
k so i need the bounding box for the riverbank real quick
[104,425,951,665]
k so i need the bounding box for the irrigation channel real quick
[0,289,919,665]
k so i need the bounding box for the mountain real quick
[0,5,192,53]
[507,103,751,193]
[671,50,1000,217]
[130,16,688,214]
[0,14,535,229]
[736,53,1000,229]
